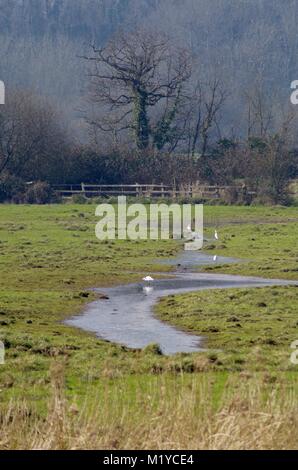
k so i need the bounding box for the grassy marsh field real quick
[0,204,297,449]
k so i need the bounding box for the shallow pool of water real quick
[65,252,295,355]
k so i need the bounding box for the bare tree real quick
[244,112,295,203]
[0,90,66,180]
[84,30,191,150]
[188,78,226,158]
[245,86,274,139]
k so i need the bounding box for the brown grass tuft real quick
[0,365,297,450]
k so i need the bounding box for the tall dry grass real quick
[0,365,297,450]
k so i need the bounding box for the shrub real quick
[143,343,163,356]
[23,181,53,204]
[68,194,88,204]
[223,187,239,204]
[0,173,25,203]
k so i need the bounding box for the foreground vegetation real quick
[1,368,298,450]
[0,204,297,449]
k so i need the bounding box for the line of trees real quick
[0,29,297,204]
[2,0,298,137]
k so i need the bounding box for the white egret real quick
[143,276,154,282]
[213,255,218,262]
[214,230,219,240]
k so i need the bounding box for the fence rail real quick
[52,183,255,200]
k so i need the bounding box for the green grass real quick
[0,204,179,407]
[156,286,298,371]
[203,220,298,280]
[0,203,297,422]
[156,205,298,372]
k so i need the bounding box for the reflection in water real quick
[143,286,154,295]
[66,251,296,355]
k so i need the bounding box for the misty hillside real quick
[1,0,298,135]
[0,0,154,39]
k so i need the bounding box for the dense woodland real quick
[0,0,298,203]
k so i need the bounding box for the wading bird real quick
[143,276,154,282]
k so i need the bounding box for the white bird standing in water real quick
[214,230,219,240]
[213,255,218,262]
[143,276,154,282]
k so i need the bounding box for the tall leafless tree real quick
[187,78,226,158]
[84,30,191,150]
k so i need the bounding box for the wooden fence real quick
[52,183,254,200]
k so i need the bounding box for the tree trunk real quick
[133,90,149,150]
